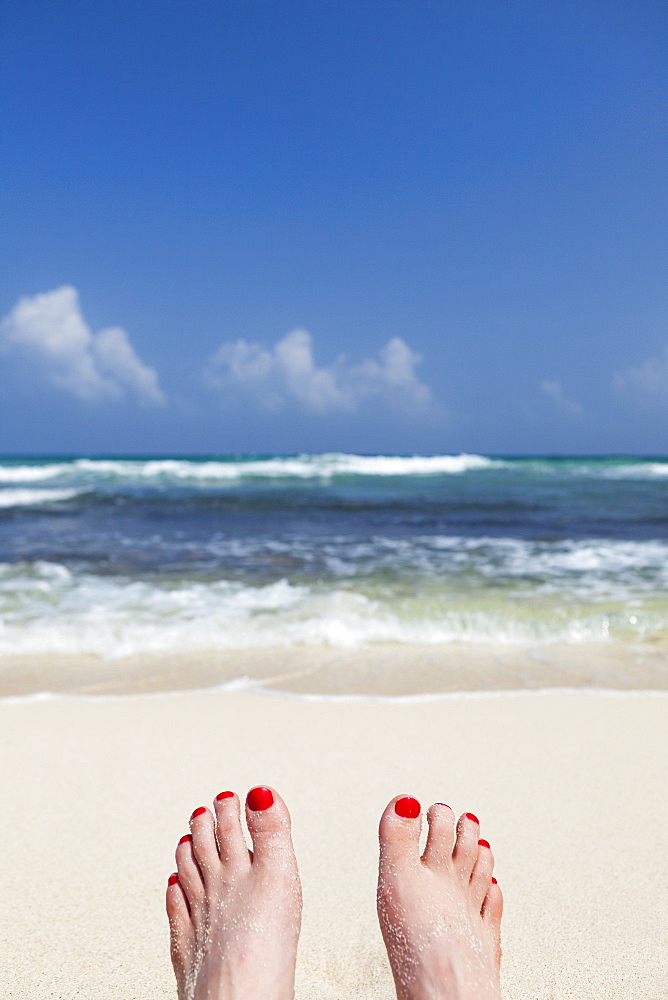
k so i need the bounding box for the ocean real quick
[1,453,667,696]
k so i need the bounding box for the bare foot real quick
[377,796,503,1000]
[166,786,302,1000]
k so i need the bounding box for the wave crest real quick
[0,464,70,483]
[0,453,499,485]
[0,488,87,508]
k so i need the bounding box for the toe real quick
[245,786,296,867]
[452,811,480,880]
[175,834,206,910]
[469,839,494,908]
[213,791,251,870]
[166,873,194,968]
[189,806,222,888]
[482,880,503,961]
[422,802,455,869]
[378,794,422,868]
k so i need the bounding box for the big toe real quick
[378,794,422,868]
[245,785,297,868]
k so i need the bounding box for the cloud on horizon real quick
[540,379,583,416]
[204,328,437,416]
[0,287,164,405]
[615,346,668,409]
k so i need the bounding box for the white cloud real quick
[205,328,436,416]
[540,379,583,416]
[615,346,668,408]
[0,286,164,405]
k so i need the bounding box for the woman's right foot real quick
[166,786,302,1000]
[377,796,503,1000]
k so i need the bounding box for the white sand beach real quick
[0,686,666,999]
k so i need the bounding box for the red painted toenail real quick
[435,803,451,810]
[215,790,234,801]
[491,877,497,884]
[247,786,274,811]
[190,807,207,820]
[395,796,420,818]
[168,873,179,886]
[465,812,479,824]
[178,834,192,846]
[478,839,490,848]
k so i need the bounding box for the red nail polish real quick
[178,834,192,846]
[465,812,479,824]
[190,807,207,820]
[168,873,179,886]
[491,877,497,884]
[435,803,451,810]
[247,786,274,811]
[215,791,234,801]
[478,839,490,849]
[395,796,420,819]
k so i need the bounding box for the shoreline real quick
[3,681,668,707]
[0,687,666,999]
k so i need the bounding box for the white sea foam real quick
[0,555,666,658]
[0,464,71,483]
[2,685,667,706]
[0,453,499,485]
[205,534,668,598]
[305,453,498,476]
[4,454,668,485]
[518,459,668,479]
[0,488,86,508]
[432,536,668,598]
[602,462,668,479]
[72,453,499,481]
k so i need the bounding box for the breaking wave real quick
[2,454,668,489]
[0,543,666,658]
[0,488,87,508]
[0,453,499,485]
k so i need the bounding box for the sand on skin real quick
[0,688,666,999]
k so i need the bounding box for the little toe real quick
[422,802,456,869]
[166,873,194,996]
[482,880,504,961]
[213,791,251,869]
[452,811,481,879]
[469,839,494,908]
[245,786,296,867]
[378,794,422,868]
[189,806,222,887]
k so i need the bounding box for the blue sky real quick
[1,0,667,454]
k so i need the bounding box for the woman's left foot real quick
[166,786,302,1000]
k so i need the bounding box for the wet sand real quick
[1,639,667,698]
[0,686,666,999]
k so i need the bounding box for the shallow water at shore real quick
[1,452,667,695]
[2,640,667,701]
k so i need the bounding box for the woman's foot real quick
[166,786,302,1000]
[377,796,503,1000]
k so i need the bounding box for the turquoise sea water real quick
[1,454,667,678]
